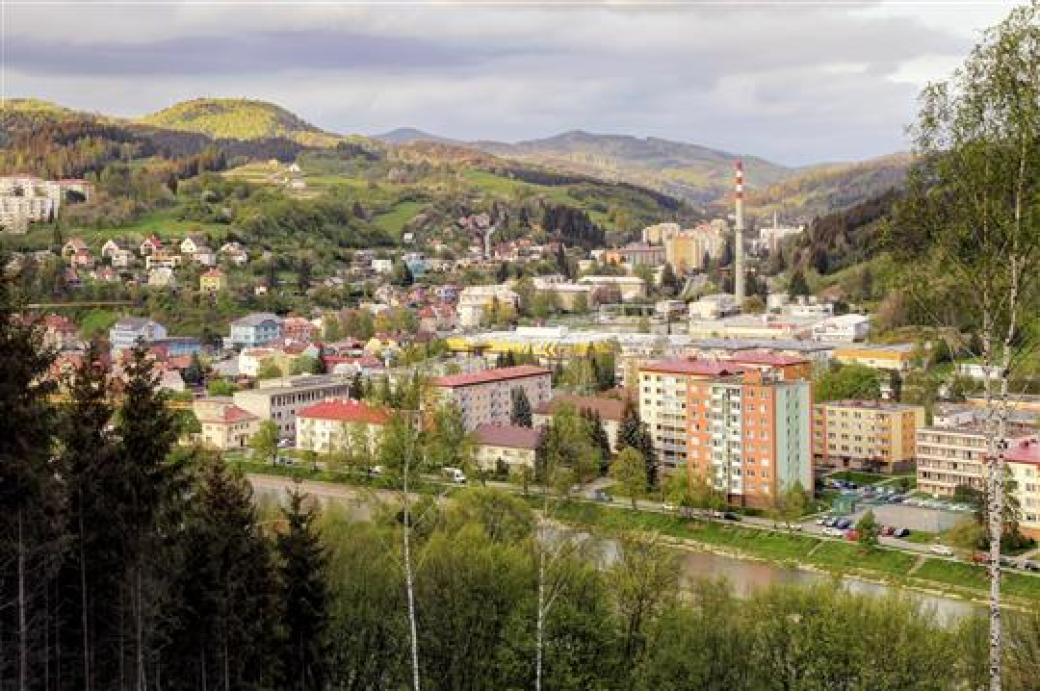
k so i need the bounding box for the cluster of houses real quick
[52,234,246,290]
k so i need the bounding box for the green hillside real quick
[138,98,342,147]
[743,153,910,221]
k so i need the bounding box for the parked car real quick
[1023,561,1040,572]
[889,494,906,504]
[823,527,844,538]
[1000,557,1020,569]
[274,456,295,466]
[277,439,292,448]
[443,467,467,484]
[930,544,954,557]
[881,526,895,537]
[723,512,741,522]
[592,489,612,503]
[815,516,829,526]
[894,528,911,538]
[836,518,853,530]
[971,552,991,565]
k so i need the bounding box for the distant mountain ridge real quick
[4,97,908,218]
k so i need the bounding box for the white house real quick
[812,314,871,343]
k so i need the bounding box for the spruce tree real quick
[164,457,280,690]
[0,279,62,688]
[56,341,117,690]
[510,387,533,427]
[277,487,330,691]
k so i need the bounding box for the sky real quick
[2,0,1018,165]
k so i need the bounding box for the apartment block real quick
[296,399,389,454]
[638,358,813,508]
[1007,436,1040,540]
[813,400,925,473]
[916,421,1036,497]
[233,374,353,437]
[428,365,552,431]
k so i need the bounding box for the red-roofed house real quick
[1008,436,1040,539]
[296,399,390,454]
[193,399,262,450]
[474,424,541,472]
[428,365,552,430]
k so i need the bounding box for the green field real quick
[372,201,425,237]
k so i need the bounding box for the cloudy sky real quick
[3,1,1016,165]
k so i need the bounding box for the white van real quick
[443,467,467,484]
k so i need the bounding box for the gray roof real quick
[232,312,283,327]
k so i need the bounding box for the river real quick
[251,475,983,625]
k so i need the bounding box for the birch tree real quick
[894,5,1040,687]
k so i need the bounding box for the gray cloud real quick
[3,2,1009,164]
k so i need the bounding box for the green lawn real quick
[806,541,917,577]
[372,201,425,237]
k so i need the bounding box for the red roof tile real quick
[474,424,541,450]
[640,359,745,377]
[1006,436,1040,465]
[431,365,551,388]
[298,399,390,425]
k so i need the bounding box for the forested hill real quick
[778,188,900,279]
[138,98,344,147]
[742,154,910,221]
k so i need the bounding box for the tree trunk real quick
[402,448,421,691]
[535,489,549,691]
[80,508,92,691]
[18,511,28,691]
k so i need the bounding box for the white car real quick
[930,544,954,557]
[822,527,844,538]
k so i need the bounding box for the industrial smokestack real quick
[734,160,746,305]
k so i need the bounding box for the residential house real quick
[100,238,125,260]
[147,267,177,288]
[139,235,163,256]
[180,234,207,255]
[61,238,88,261]
[109,317,168,351]
[193,398,262,450]
[1007,437,1040,540]
[474,424,540,472]
[226,312,284,350]
[295,399,390,454]
[41,314,80,351]
[219,242,249,265]
[145,249,182,270]
[189,245,216,267]
[283,316,319,344]
[199,268,227,293]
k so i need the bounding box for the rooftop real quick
[640,358,746,377]
[727,351,810,367]
[232,312,283,327]
[431,365,551,388]
[1006,437,1040,465]
[298,399,390,425]
[474,424,541,450]
[196,404,259,425]
[819,399,924,412]
[533,393,626,421]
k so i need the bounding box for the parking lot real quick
[850,503,962,534]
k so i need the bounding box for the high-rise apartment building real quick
[638,358,813,507]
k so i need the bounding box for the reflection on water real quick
[677,550,981,626]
